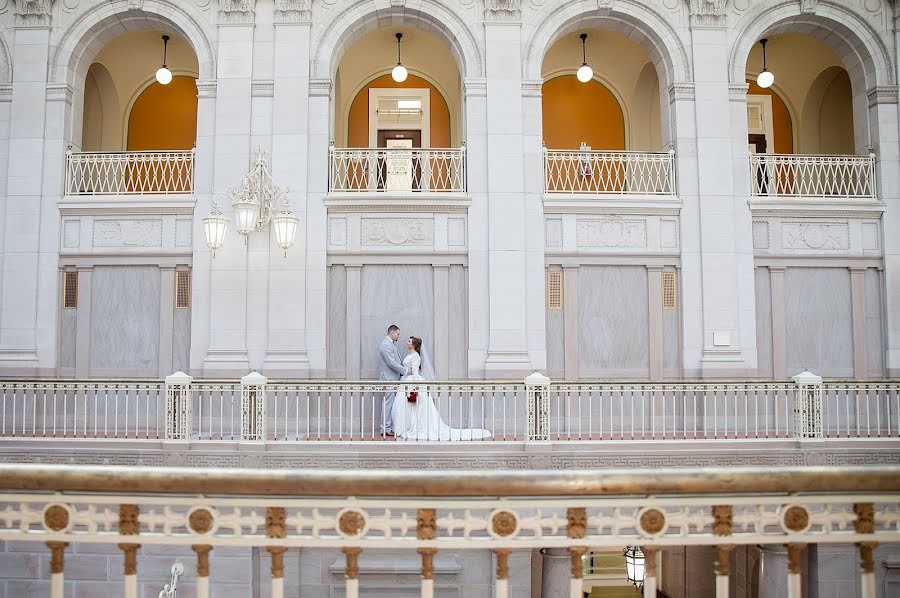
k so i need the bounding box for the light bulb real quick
[756,69,774,89]
[156,66,173,85]
[391,64,408,83]
[576,63,593,83]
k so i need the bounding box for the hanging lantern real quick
[271,199,300,257]
[624,546,645,587]
[203,199,229,257]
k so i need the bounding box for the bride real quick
[390,336,491,441]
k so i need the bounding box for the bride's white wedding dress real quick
[391,352,491,441]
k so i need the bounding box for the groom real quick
[378,324,407,437]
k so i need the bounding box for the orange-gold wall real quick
[346,74,451,147]
[127,76,198,150]
[542,75,625,150]
[747,80,793,154]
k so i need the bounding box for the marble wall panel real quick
[448,265,468,379]
[58,307,76,370]
[360,266,434,378]
[173,306,191,374]
[755,267,773,378]
[327,265,347,376]
[577,266,649,378]
[89,266,160,376]
[785,268,853,378]
[663,268,681,376]
[865,268,885,377]
[546,271,565,378]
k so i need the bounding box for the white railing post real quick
[525,372,551,441]
[164,371,193,440]
[791,371,823,440]
[241,372,267,441]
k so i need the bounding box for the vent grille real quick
[662,271,677,310]
[547,271,563,310]
[176,270,191,309]
[63,271,78,309]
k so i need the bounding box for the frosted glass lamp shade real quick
[203,208,228,256]
[233,199,259,236]
[576,63,593,83]
[272,209,299,256]
[392,64,408,83]
[156,66,173,85]
[756,69,774,89]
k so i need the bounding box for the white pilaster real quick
[483,18,534,377]
[680,12,757,377]
[74,266,92,378]
[264,18,313,376]
[202,21,256,375]
[0,25,51,373]
[159,266,176,376]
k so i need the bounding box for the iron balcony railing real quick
[0,464,896,598]
[65,149,195,195]
[0,375,897,442]
[749,153,876,198]
[329,145,466,193]
[544,149,676,195]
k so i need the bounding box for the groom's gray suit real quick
[378,336,406,434]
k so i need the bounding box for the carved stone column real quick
[118,504,140,598]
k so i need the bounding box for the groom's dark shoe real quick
[382,432,395,439]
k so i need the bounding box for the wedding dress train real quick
[390,352,491,441]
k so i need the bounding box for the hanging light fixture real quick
[391,32,408,83]
[576,33,593,83]
[203,148,300,256]
[756,38,774,89]
[156,34,173,85]
[624,546,646,587]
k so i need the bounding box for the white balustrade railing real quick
[544,149,676,195]
[65,150,195,195]
[1,375,897,442]
[329,146,466,193]
[749,153,876,198]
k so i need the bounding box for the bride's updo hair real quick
[409,336,422,354]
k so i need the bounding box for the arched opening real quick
[127,76,198,151]
[541,75,625,151]
[330,25,464,194]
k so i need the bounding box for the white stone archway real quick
[50,0,215,148]
[311,0,484,81]
[523,0,692,146]
[729,0,895,152]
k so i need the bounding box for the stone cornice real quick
[309,78,332,97]
[14,0,54,28]
[218,0,256,25]
[687,0,727,29]
[464,78,487,98]
[251,79,274,97]
[668,82,695,102]
[196,79,218,98]
[521,79,542,97]
[867,86,899,107]
[729,83,749,102]
[45,82,73,104]
[484,0,521,23]
[274,0,312,24]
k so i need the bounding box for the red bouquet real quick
[407,390,418,403]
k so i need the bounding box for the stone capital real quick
[14,0,54,28]
[275,0,312,24]
[484,0,521,23]
[687,0,727,28]
[219,0,256,25]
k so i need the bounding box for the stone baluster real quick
[786,543,805,598]
[47,541,68,598]
[855,502,877,598]
[418,508,438,598]
[568,507,588,598]
[118,504,140,598]
[642,546,659,597]
[342,547,362,598]
[193,544,212,598]
[266,507,287,598]
[494,548,511,598]
[713,505,734,597]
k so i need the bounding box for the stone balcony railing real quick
[328,145,467,194]
[0,463,896,598]
[543,149,677,196]
[0,372,896,443]
[749,153,877,199]
[64,149,195,195]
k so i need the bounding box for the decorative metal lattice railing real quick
[329,146,466,193]
[65,150,195,195]
[543,149,676,195]
[749,153,876,198]
[0,464,896,598]
[0,376,897,442]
